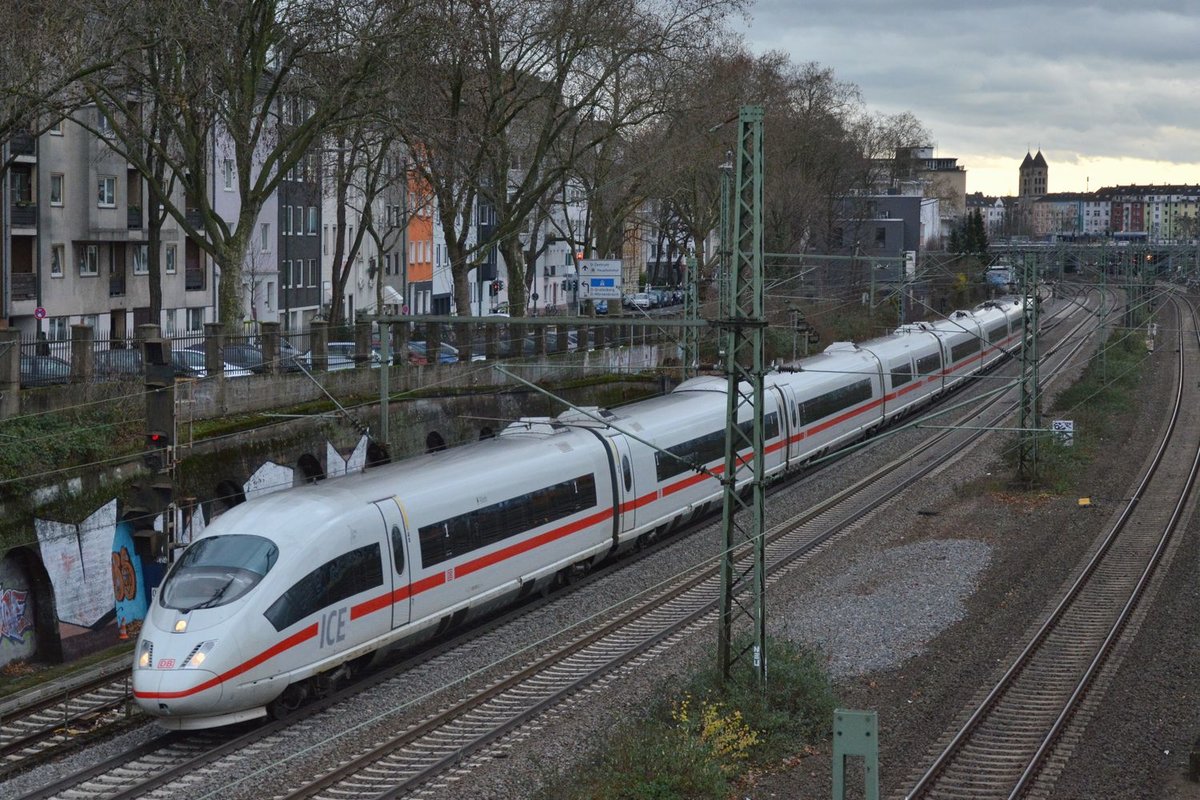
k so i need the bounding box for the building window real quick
[166,244,177,274]
[97,176,116,207]
[261,222,270,252]
[186,307,204,332]
[49,118,63,135]
[48,316,69,340]
[98,110,113,135]
[281,260,290,288]
[323,224,329,254]
[307,206,317,235]
[308,258,316,287]
[133,244,148,275]
[266,281,274,310]
[283,205,291,235]
[50,174,64,206]
[51,244,64,277]
[81,245,99,276]
[293,205,303,235]
[223,159,233,190]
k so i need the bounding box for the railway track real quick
[6,290,1102,799]
[0,666,136,780]
[903,290,1198,799]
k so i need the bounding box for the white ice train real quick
[133,299,1025,728]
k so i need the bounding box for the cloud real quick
[739,1,1200,193]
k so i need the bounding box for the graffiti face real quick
[112,547,138,603]
[0,586,33,645]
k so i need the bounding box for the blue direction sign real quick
[579,259,623,299]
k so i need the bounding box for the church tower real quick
[1019,149,1048,197]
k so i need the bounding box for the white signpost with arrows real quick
[578,259,623,299]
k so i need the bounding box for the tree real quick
[0,0,124,173]
[84,0,415,325]
[397,0,745,317]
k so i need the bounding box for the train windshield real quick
[160,534,279,612]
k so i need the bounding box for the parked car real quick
[631,292,651,309]
[248,336,305,372]
[594,300,608,315]
[407,341,459,365]
[94,348,144,380]
[184,343,267,374]
[300,342,381,371]
[20,354,71,387]
[171,348,253,378]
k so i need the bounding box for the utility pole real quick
[717,106,767,690]
[718,152,734,316]
[682,256,697,379]
[1017,253,1041,482]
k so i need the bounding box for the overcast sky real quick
[739,1,1200,197]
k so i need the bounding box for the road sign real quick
[579,259,623,299]
[34,307,46,320]
[1051,419,1074,447]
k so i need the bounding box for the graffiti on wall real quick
[327,436,368,478]
[35,500,118,637]
[0,553,38,665]
[111,521,148,630]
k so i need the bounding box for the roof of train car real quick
[192,426,606,548]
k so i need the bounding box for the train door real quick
[767,384,793,471]
[373,498,412,629]
[609,435,638,534]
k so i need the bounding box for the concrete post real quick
[0,329,19,418]
[554,325,568,354]
[595,325,606,350]
[485,323,498,361]
[71,324,94,383]
[354,320,371,368]
[578,322,590,353]
[136,324,161,368]
[260,321,280,375]
[310,320,328,371]
[535,324,547,356]
[203,322,224,377]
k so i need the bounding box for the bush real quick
[543,638,835,800]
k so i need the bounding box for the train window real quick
[890,362,912,387]
[264,543,383,632]
[655,413,778,483]
[391,525,405,574]
[621,456,632,492]
[950,338,979,362]
[987,324,1007,343]
[791,402,798,428]
[417,474,598,569]
[797,379,872,426]
[160,535,278,612]
[916,352,941,376]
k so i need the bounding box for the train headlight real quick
[137,640,153,669]
[174,618,188,633]
[183,640,216,669]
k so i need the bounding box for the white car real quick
[173,348,253,378]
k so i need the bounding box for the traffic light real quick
[143,338,175,473]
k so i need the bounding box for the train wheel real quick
[268,682,309,719]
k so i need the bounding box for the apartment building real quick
[3,109,212,342]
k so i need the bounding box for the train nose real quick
[132,668,223,718]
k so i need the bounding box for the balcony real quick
[110,273,126,297]
[10,131,34,156]
[11,272,35,301]
[127,206,142,230]
[185,267,205,291]
[10,202,35,227]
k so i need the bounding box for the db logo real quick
[157,658,176,669]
